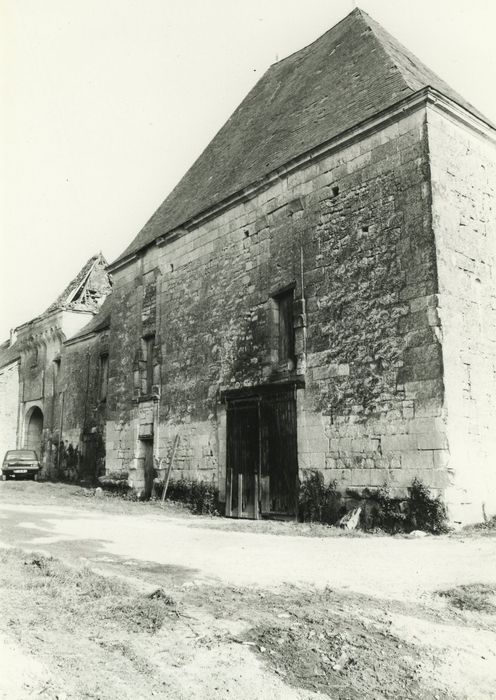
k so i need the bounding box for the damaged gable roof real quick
[64,293,113,344]
[45,253,111,314]
[113,7,492,265]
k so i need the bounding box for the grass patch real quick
[1,549,176,634]
[461,515,496,536]
[438,583,496,613]
[25,554,130,598]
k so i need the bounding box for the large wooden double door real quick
[226,386,298,519]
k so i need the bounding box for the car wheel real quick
[33,474,38,482]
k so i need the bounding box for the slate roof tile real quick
[113,8,493,265]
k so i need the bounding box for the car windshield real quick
[5,450,38,460]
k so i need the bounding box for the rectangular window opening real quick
[273,288,295,368]
[99,354,109,401]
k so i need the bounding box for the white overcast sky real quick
[1,0,495,340]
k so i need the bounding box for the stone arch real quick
[24,406,44,458]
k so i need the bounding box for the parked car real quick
[2,450,41,481]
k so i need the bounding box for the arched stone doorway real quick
[25,407,44,458]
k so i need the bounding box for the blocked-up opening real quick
[141,335,155,395]
[138,438,155,500]
[25,407,44,458]
[30,346,39,368]
[99,354,109,401]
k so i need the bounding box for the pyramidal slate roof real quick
[113,7,491,265]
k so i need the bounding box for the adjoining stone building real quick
[2,9,495,523]
[0,254,111,478]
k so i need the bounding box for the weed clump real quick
[158,477,220,515]
[109,596,175,633]
[438,583,496,613]
[98,473,138,500]
[465,514,496,533]
[27,555,56,576]
[299,471,343,524]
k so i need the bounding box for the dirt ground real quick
[1,482,495,699]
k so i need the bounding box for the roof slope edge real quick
[359,9,491,125]
[111,8,493,266]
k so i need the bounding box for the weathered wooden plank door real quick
[142,439,155,500]
[226,387,298,519]
[226,401,259,518]
[260,389,298,517]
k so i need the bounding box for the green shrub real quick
[357,478,449,534]
[357,486,407,534]
[160,477,220,515]
[299,471,343,524]
[407,477,448,534]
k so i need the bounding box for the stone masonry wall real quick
[107,106,448,504]
[16,318,66,474]
[428,107,496,523]
[0,361,20,461]
[11,310,99,478]
[61,331,109,481]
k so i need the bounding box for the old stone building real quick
[2,9,495,523]
[0,254,111,477]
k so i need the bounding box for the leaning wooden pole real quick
[54,391,65,478]
[160,434,180,507]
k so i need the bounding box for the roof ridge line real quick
[362,12,494,127]
[356,10,416,93]
[268,7,362,69]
